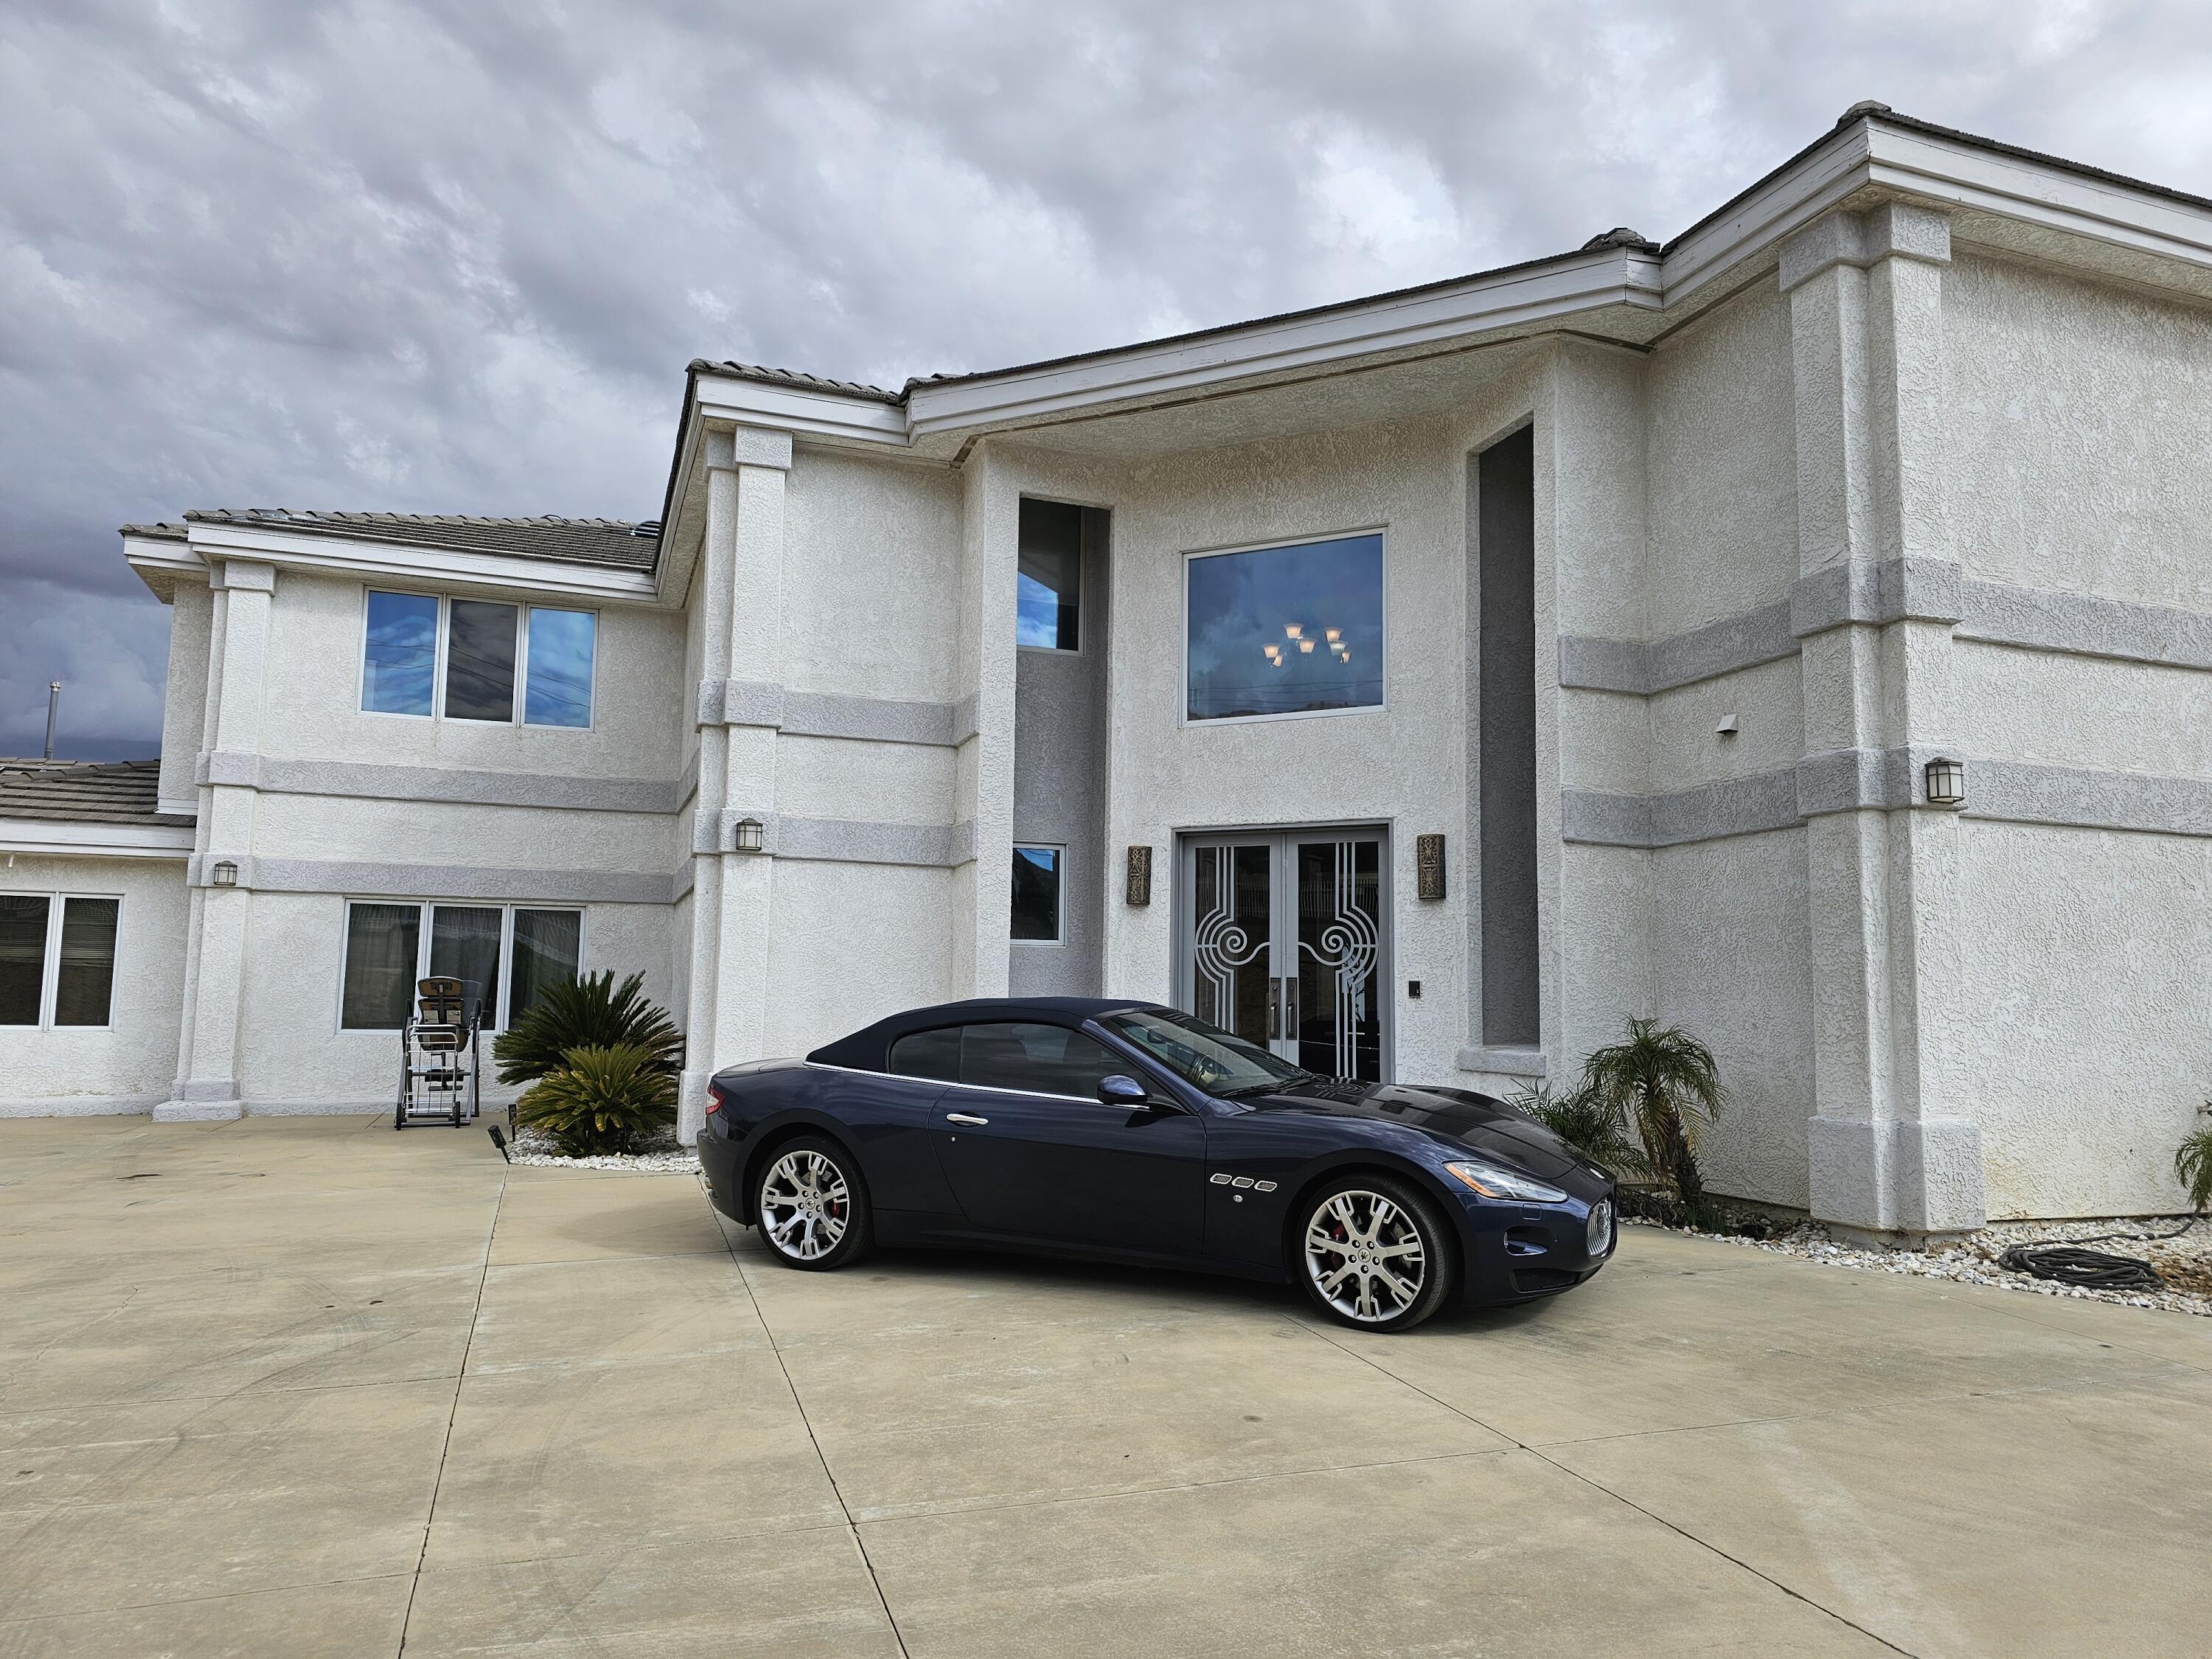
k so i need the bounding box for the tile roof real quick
[119,522,189,541]
[0,759,192,827]
[177,509,662,571]
[687,359,905,404]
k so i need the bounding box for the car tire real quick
[1294,1172,1458,1332]
[754,1135,874,1271]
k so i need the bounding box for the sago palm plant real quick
[1580,1018,1729,1213]
[515,1043,678,1156]
[494,970,683,1087]
[2178,1105,2212,1215]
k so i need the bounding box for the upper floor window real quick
[362,591,596,727]
[0,893,120,1029]
[1017,498,1082,651]
[1185,532,1385,722]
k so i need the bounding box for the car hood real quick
[1230,1079,1601,1183]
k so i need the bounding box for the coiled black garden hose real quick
[1995,1217,2197,1291]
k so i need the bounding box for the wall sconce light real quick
[732,817,766,853]
[1415,834,1446,901]
[1125,845,1154,907]
[210,860,238,887]
[1924,757,1966,808]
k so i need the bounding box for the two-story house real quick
[8,105,2212,1238]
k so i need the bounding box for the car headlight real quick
[1444,1157,1568,1204]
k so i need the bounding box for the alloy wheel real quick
[1304,1189,1427,1324]
[759,1148,851,1262]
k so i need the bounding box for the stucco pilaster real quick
[158,558,276,1121]
[1784,204,1982,1235]
[953,445,1018,999]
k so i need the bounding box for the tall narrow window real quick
[363,592,439,716]
[1017,499,1082,651]
[1477,427,1539,1048]
[341,904,422,1029]
[1011,845,1063,942]
[0,895,49,1026]
[445,599,519,721]
[508,908,582,1019]
[428,905,503,1023]
[54,898,119,1026]
[524,608,596,727]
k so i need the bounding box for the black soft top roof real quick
[807,997,1165,1071]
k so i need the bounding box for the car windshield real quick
[1100,1008,1310,1098]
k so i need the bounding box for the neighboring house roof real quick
[0,760,192,828]
[176,509,662,571]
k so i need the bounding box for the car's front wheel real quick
[754,1136,873,1270]
[1295,1174,1457,1331]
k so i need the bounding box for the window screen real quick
[958,1022,1119,1099]
[0,895,49,1026]
[53,898,119,1026]
[341,903,421,1029]
[445,599,518,721]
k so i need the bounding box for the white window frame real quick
[1179,526,1389,728]
[0,891,123,1032]
[1010,843,1067,945]
[337,899,587,1032]
[358,588,598,730]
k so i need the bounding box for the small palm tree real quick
[494,970,683,1087]
[1580,1018,1729,1212]
[516,1043,678,1156]
[2178,1105,2212,1215]
[1511,1080,1646,1180]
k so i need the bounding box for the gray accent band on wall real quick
[698,678,973,746]
[1562,561,2212,692]
[692,807,975,866]
[195,752,679,813]
[195,855,675,904]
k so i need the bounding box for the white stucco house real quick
[10,104,2212,1237]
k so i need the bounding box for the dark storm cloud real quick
[3,0,2210,756]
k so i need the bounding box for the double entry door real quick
[1178,828,1388,1083]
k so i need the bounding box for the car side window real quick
[888,1026,961,1082]
[958,1022,1121,1100]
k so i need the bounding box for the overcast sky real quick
[4,0,2211,759]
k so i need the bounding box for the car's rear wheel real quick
[754,1136,872,1270]
[1295,1174,1457,1331]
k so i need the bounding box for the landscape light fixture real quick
[732,817,766,853]
[1924,757,1966,808]
[210,860,238,887]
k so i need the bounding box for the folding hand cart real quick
[394,975,482,1129]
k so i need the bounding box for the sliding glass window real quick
[0,894,122,1029]
[1185,533,1385,722]
[361,593,596,728]
[341,901,582,1030]
[362,592,439,716]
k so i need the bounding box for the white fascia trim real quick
[692,373,911,448]
[122,537,199,574]
[184,525,658,604]
[905,248,1663,435]
[1656,123,1877,305]
[1863,122,2212,274]
[0,819,195,858]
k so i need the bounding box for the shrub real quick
[1579,1018,1729,1214]
[494,970,683,1087]
[1511,1081,1645,1180]
[2178,1105,2212,1215]
[515,1043,678,1155]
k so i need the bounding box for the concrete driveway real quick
[2,1115,2208,1658]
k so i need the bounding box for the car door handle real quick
[945,1112,990,1127]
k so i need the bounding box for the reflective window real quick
[1186,533,1384,721]
[54,898,119,1027]
[1011,845,1062,942]
[363,592,439,716]
[509,908,582,1021]
[445,599,519,722]
[1017,499,1081,650]
[341,903,422,1030]
[958,1022,1119,1098]
[428,905,503,1023]
[0,895,51,1026]
[888,1026,961,1082]
[524,608,596,727]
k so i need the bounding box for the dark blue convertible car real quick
[699,997,1615,1331]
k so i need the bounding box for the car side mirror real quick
[1097,1074,1151,1107]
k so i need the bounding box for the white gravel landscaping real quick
[505,1124,699,1173]
[1632,1211,2211,1317]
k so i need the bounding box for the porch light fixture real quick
[732,817,766,853]
[1924,757,1966,808]
[210,859,238,887]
